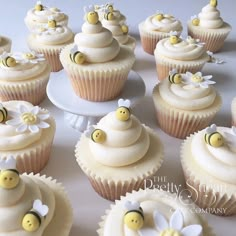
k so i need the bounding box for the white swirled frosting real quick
[191,127,236,184]
[155,37,206,60]
[0,101,50,151]
[158,78,217,111]
[74,21,120,63]
[101,189,208,236]
[89,112,150,167]
[0,57,48,82]
[145,14,182,32]
[198,4,224,29]
[0,175,55,235]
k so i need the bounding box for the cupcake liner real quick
[0,68,50,105]
[188,22,232,53]
[75,127,164,201]
[0,36,12,53]
[28,173,73,236]
[231,97,236,126]
[60,45,135,102]
[0,118,56,174]
[154,53,209,81]
[153,85,222,139]
[181,135,236,216]
[97,189,215,236]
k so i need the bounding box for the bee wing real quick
[84,126,95,138]
[169,68,177,75]
[0,156,16,170]
[33,199,49,217]
[191,15,198,20]
[124,200,140,211]
[70,45,78,54]
[83,6,89,13]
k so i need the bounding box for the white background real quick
[0,0,236,235]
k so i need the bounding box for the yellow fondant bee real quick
[86,126,106,144]
[169,31,180,45]
[84,5,99,25]
[0,156,20,189]
[116,99,131,121]
[22,199,49,232]
[210,0,217,7]
[191,15,200,26]
[168,69,182,84]
[34,1,44,11]
[70,45,85,64]
[154,11,164,21]
[204,124,224,147]
[0,52,16,67]
[121,24,129,34]
[47,16,57,28]
[104,9,114,21]
[124,201,144,231]
[0,104,7,123]
[105,3,114,12]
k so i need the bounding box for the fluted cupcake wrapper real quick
[27,174,73,236]
[153,85,222,139]
[0,72,50,105]
[231,97,236,126]
[75,127,164,201]
[181,136,236,216]
[0,36,12,54]
[97,189,215,236]
[188,22,232,53]
[154,54,209,81]
[0,118,55,174]
[138,22,178,55]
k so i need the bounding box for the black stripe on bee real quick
[0,108,7,122]
[205,132,218,145]
[125,208,144,220]
[6,169,20,176]
[27,211,42,225]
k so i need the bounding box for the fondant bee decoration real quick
[105,3,114,12]
[0,52,17,67]
[124,201,144,231]
[168,69,182,84]
[22,199,49,232]
[116,99,131,121]
[70,45,85,64]
[34,1,44,11]
[0,103,8,123]
[104,9,114,21]
[0,156,20,189]
[85,126,106,144]
[84,5,99,25]
[47,16,57,28]
[210,0,218,7]
[169,31,180,45]
[121,24,129,34]
[191,15,200,26]
[154,10,164,21]
[204,124,224,148]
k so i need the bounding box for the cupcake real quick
[0,51,50,104]
[98,189,214,235]
[139,11,183,55]
[153,71,222,139]
[98,4,135,51]
[154,34,209,81]
[60,6,135,102]
[0,35,11,54]
[24,1,68,31]
[187,0,231,52]
[75,99,164,201]
[27,16,74,72]
[181,124,236,216]
[0,156,72,235]
[231,97,236,126]
[0,101,56,174]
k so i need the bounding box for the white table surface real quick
[1,0,236,235]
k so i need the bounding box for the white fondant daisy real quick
[207,51,224,64]
[13,51,45,64]
[183,71,215,88]
[139,209,202,236]
[186,36,205,47]
[6,104,50,133]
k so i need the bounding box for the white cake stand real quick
[47,70,146,132]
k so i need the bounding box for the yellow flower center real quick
[21,113,37,125]
[23,53,35,60]
[160,228,181,236]
[191,75,203,83]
